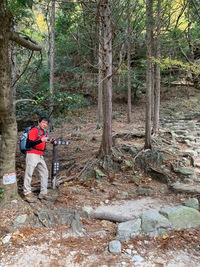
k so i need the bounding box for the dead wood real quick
[92,211,134,223]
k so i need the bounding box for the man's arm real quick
[26,138,42,149]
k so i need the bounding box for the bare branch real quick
[9,31,42,51]
[14,99,36,105]
[12,51,34,87]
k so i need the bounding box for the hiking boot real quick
[38,193,53,201]
[24,193,38,203]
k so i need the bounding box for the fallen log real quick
[91,211,134,223]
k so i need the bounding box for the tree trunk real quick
[145,0,153,149]
[0,1,42,203]
[153,0,161,135]
[127,0,132,124]
[99,0,112,157]
[0,3,18,202]
[97,5,104,128]
[49,0,55,119]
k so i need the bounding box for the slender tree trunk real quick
[153,0,161,135]
[0,3,18,202]
[97,5,104,128]
[151,58,154,119]
[11,28,17,113]
[145,0,153,149]
[49,0,55,119]
[127,0,132,123]
[99,0,112,157]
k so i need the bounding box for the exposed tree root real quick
[67,146,125,180]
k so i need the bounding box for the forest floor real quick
[0,86,200,267]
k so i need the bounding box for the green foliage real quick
[8,0,34,20]
[159,58,200,75]
[16,79,89,119]
[0,189,4,199]
[65,116,75,124]
[8,0,33,10]
[115,69,145,94]
[54,117,62,126]
[11,0,200,123]
[54,92,89,116]
[190,25,200,41]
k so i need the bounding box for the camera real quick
[47,137,50,141]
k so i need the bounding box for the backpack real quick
[19,126,45,154]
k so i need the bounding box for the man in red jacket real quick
[23,117,55,203]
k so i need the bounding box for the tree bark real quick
[145,0,153,149]
[99,0,112,157]
[127,0,132,124]
[153,0,161,135]
[49,0,55,119]
[97,4,104,128]
[0,1,42,203]
[0,3,18,202]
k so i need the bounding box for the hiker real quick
[23,116,55,203]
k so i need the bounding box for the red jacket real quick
[27,127,47,156]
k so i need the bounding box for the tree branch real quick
[12,51,34,87]
[9,31,42,51]
[14,99,36,105]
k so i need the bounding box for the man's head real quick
[38,117,50,130]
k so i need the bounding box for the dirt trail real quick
[1,89,200,266]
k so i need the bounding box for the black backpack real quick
[19,126,45,154]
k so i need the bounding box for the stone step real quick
[170,182,200,194]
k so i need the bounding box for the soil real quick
[0,87,200,267]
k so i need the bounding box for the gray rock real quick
[170,182,200,194]
[184,139,191,146]
[184,198,199,210]
[160,206,200,229]
[132,254,144,263]
[82,206,94,214]
[2,235,11,244]
[185,135,196,141]
[141,209,171,235]
[183,178,194,184]
[13,214,28,225]
[135,188,153,196]
[177,167,196,175]
[108,240,122,253]
[195,148,200,154]
[186,121,196,130]
[129,147,137,155]
[116,219,141,241]
[184,149,198,157]
[91,230,107,237]
[173,130,188,135]
[94,168,106,179]
[171,125,182,131]
[176,167,197,181]
[120,191,129,199]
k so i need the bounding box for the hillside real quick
[0,86,200,267]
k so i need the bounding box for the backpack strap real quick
[34,126,47,139]
[27,126,47,152]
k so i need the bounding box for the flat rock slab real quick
[170,182,200,194]
[92,197,176,222]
